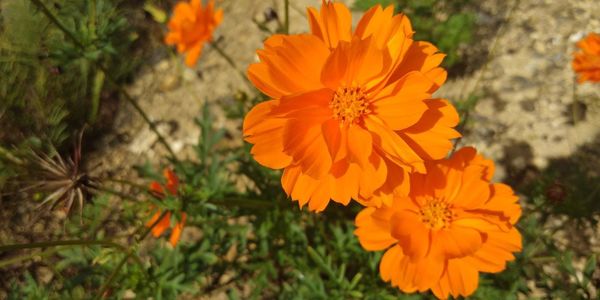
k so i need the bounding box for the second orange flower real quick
[165,0,223,67]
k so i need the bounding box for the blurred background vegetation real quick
[1,0,598,299]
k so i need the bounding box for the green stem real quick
[0,248,60,269]
[284,0,290,34]
[136,210,168,242]
[210,197,274,209]
[94,185,140,202]
[30,0,85,49]
[572,74,580,125]
[209,43,253,90]
[108,79,178,160]
[0,239,121,252]
[96,251,132,300]
[452,0,520,153]
[103,178,148,191]
[95,210,168,299]
[0,145,23,165]
[29,0,179,162]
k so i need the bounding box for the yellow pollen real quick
[420,199,453,230]
[330,86,369,123]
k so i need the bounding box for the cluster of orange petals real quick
[243,2,460,211]
[165,0,223,67]
[146,169,187,247]
[572,32,600,83]
[355,147,522,299]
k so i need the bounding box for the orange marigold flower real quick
[243,1,460,211]
[572,32,600,83]
[354,147,522,299]
[165,0,223,67]
[147,168,187,247]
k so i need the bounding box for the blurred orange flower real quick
[354,147,522,299]
[572,32,600,83]
[165,0,223,67]
[243,2,460,211]
[146,168,187,247]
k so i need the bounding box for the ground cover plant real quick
[1,0,599,299]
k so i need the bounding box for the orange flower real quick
[165,0,223,67]
[146,168,187,247]
[573,32,600,83]
[354,147,522,299]
[243,2,460,211]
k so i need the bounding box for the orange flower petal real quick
[307,1,352,48]
[149,181,165,197]
[151,211,172,238]
[390,210,430,259]
[248,34,329,98]
[163,168,179,195]
[372,72,432,130]
[169,213,187,247]
[354,207,396,251]
[243,100,293,169]
[400,99,461,161]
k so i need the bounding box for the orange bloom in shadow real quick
[354,147,522,299]
[573,32,600,83]
[243,2,460,211]
[146,168,187,247]
[165,0,223,67]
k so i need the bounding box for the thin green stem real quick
[30,0,85,49]
[284,0,290,34]
[108,80,178,160]
[136,210,168,242]
[0,248,60,269]
[103,178,148,191]
[572,74,580,125]
[0,239,121,252]
[93,185,140,202]
[95,210,167,299]
[209,42,253,90]
[0,145,23,165]
[29,0,179,162]
[452,0,520,153]
[95,251,132,300]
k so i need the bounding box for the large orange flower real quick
[354,147,522,299]
[572,32,600,83]
[146,168,187,247]
[243,2,460,211]
[165,0,223,67]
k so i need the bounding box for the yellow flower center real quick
[330,86,369,123]
[420,199,453,230]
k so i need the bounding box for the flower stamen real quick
[330,86,369,123]
[420,198,453,230]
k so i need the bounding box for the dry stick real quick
[452,0,521,153]
[30,0,178,161]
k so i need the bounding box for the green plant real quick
[0,0,137,147]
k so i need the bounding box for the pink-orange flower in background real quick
[572,32,600,83]
[243,1,460,211]
[354,147,522,299]
[165,0,223,67]
[146,168,187,247]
